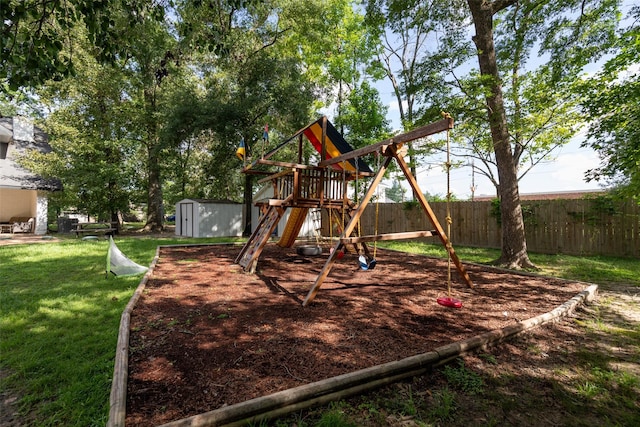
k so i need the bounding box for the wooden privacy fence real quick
[341,199,639,258]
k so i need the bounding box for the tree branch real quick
[490,0,518,14]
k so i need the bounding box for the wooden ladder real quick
[235,205,284,273]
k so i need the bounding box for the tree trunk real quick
[146,143,164,231]
[143,86,164,232]
[467,0,535,269]
[242,174,253,236]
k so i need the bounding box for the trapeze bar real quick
[340,230,439,244]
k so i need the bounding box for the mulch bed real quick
[125,244,587,426]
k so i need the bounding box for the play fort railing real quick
[259,167,348,208]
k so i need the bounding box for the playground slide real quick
[277,207,309,248]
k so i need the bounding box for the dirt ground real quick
[125,244,589,426]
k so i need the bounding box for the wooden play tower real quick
[234,115,473,306]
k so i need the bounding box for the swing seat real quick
[358,255,377,270]
[296,245,322,256]
[358,255,369,270]
[329,247,345,259]
[437,296,462,309]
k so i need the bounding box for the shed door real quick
[180,202,194,237]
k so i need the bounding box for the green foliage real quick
[450,0,620,194]
[442,359,484,395]
[0,0,164,92]
[425,191,459,202]
[315,402,358,427]
[23,45,142,220]
[385,178,407,203]
[565,194,622,226]
[402,199,420,210]
[489,198,537,226]
[336,80,391,149]
[428,388,457,422]
[580,6,640,200]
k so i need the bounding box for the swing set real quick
[234,115,473,307]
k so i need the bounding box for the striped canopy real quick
[302,118,372,174]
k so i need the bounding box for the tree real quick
[365,0,468,185]
[385,178,406,202]
[449,1,617,198]
[133,37,180,232]
[23,43,138,222]
[5,1,174,229]
[580,6,640,200]
[0,0,165,92]
[464,0,532,268]
[336,80,391,149]
[465,0,620,268]
[172,0,325,232]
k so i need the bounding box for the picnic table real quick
[74,222,118,237]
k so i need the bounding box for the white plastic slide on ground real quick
[106,237,148,277]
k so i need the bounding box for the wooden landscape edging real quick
[106,243,598,427]
[106,243,238,427]
[107,246,158,427]
[102,243,598,427]
[156,285,598,427]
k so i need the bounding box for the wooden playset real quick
[234,115,473,306]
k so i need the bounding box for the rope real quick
[341,162,347,235]
[355,156,362,250]
[445,125,453,298]
[373,152,381,259]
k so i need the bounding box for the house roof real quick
[0,117,62,191]
[474,189,607,201]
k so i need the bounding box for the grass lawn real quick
[0,236,234,426]
[0,237,638,426]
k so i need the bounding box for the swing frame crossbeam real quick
[302,116,474,306]
[318,117,453,167]
[339,230,439,244]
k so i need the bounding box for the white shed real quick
[175,199,243,238]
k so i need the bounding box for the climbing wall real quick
[235,206,283,273]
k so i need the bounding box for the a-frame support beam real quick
[302,143,473,306]
[395,150,473,288]
[302,156,393,306]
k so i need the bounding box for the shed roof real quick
[177,198,241,204]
